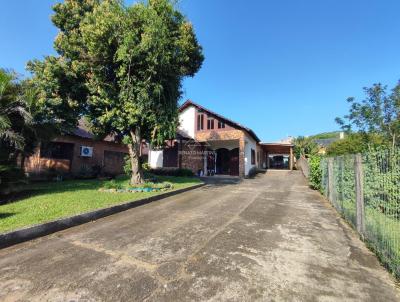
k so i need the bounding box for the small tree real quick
[293,136,319,159]
[30,0,203,184]
[336,82,400,148]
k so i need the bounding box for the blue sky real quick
[1,0,400,141]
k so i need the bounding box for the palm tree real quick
[0,69,32,150]
[293,136,319,159]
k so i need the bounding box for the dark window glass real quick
[218,121,225,129]
[197,114,204,130]
[251,149,255,165]
[207,118,214,130]
[40,142,74,160]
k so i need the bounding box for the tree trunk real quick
[128,128,144,185]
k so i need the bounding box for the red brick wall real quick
[196,129,246,177]
[25,135,128,177]
[179,141,204,174]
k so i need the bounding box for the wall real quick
[179,142,204,175]
[148,150,163,168]
[24,135,128,177]
[196,129,246,177]
[244,133,258,176]
[178,106,196,138]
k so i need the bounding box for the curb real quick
[0,183,205,249]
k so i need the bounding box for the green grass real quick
[0,176,202,234]
[338,199,400,279]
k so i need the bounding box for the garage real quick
[259,142,294,170]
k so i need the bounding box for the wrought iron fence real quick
[321,149,400,279]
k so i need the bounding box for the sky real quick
[1,0,400,142]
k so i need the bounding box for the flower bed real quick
[99,179,174,193]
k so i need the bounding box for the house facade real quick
[23,119,139,178]
[149,100,270,177]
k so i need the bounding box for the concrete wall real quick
[148,150,163,168]
[178,106,196,138]
[244,133,257,176]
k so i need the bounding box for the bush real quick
[0,164,26,195]
[309,155,322,191]
[149,168,194,177]
[102,179,123,190]
[123,155,131,176]
[142,162,150,171]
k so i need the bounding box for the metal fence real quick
[321,149,400,279]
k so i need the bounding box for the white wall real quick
[149,150,163,168]
[244,134,257,176]
[178,106,196,138]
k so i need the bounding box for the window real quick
[218,121,225,129]
[40,142,74,160]
[197,114,204,130]
[207,118,214,130]
[251,149,255,165]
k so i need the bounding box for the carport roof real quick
[259,142,294,147]
[259,142,294,155]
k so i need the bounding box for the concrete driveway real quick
[0,171,399,301]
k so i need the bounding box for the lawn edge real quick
[0,182,205,249]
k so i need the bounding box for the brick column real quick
[239,137,245,178]
[289,146,293,170]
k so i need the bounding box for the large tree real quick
[336,82,400,148]
[30,0,203,184]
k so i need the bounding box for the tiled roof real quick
[71,118,116,142]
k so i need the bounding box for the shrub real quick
[102,179,123,190]
[149,168,194,177]
[0,164,26,195]
[142,162,150,171]
[309,155,322,191]
[123,155,131,176]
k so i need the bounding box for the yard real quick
[0,176,202,234]
[335,199,400,279]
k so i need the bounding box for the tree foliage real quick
[0,69,50,192]
[30,0,204,184]
[293,136,319,159]
[308,155,322,191]
[336,82,400,148]
[326,132,387,156]
[0,69,31,151]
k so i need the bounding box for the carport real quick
[259,142,294,170]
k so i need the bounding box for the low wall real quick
[296,156,310,178]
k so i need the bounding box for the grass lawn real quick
[0,175,202,234]
[339,199,400,279]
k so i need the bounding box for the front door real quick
[216,148,230,174]
[229,148,239,176]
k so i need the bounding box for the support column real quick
[289,146,294,170]
[239,137,245,178]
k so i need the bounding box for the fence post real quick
[354,154,365,236]
[327,158,334,202]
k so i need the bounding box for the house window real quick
[251,149,255,165]
[218,121,225,129]
[207,118,214,130]
[40,142,74,160]
[197,114,204,130]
